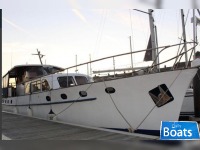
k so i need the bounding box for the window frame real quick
[75,76,88,85]
[57,76,76,88]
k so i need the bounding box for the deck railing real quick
[64,41,197,80]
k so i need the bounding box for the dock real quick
[2,112,158,140]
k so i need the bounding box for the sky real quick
[1,0,200,76]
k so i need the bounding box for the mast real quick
[155,25,160,72]
[148,9,157,69]
[193,9,197,54]
[134,9,158,70]
[181,9,188,67]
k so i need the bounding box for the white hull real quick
[2,68,197,132]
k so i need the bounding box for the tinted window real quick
[75,76,88,85]
[31,80,41,93]
[57,76,75,88]
[42,79,50,91]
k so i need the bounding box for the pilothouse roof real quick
[3,64,65,78]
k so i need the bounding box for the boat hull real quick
[2,68,197,133]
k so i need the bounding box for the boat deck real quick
[2,112,158,140]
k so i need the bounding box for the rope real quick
[94,9,108,57]
[103,80,134,132]
[135,69,183,130]
[53,82,93,118]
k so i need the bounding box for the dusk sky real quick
[1,0,199,76]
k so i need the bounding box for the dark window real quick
[31,80,41,93]
[57,76,75,88]
[42,79,50,91]
[75,76,88,85]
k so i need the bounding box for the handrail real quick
[12,41,197,85]
[150,42,198,71]
[124,43,197,76]
[64,42,195,71]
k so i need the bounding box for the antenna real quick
[32,49,45,65]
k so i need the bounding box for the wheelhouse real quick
[2,65,64,98]
[2,65,93,98]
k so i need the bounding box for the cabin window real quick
[25,83,30,94]
[31,80,41,93]
[75,76,88,85]
[9,78,16,88]
[42,79,50,91]
[2,74,9,97]
[57,76,75,88]
[8,78,17,97]
[3,74,9,88]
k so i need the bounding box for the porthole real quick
[46,96,51,101]
[79,91,87,97]
[105,87,116,94]
[61,94,67,99]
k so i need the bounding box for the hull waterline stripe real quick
[4,98,97,106]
